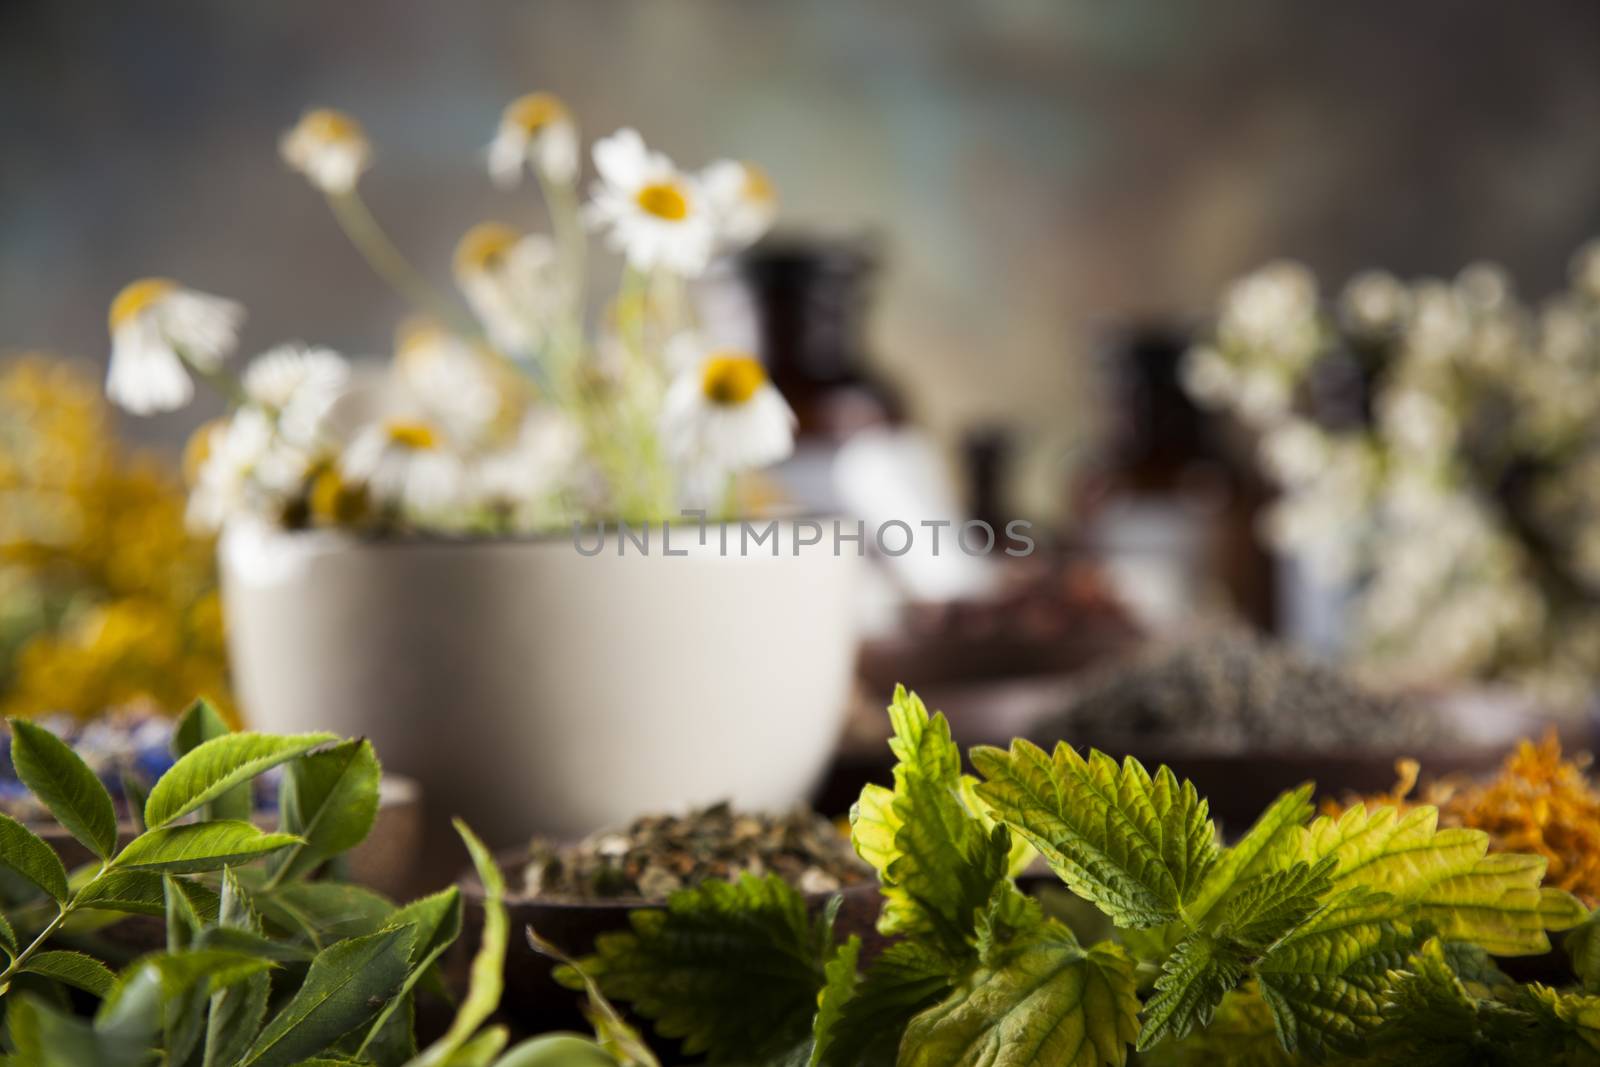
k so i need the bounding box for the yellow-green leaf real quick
[0,811,69,902]
[115,822,300,874]
[145,731,334,830]
[23,950,116,998]
[10,719,119,859]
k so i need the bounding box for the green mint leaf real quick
[567,874,830,1063]
[850,686,1012,957]
[171,697,251,821]
[144,731,335,830]
[9,718,119,859]
[1138,932,1248,1051]
[76,870,221,921]
[411,820,508,1067]
[203,868,272,1067]
[0,810,70,902]
[240,924,417,1067]
[269,738,381,882]
[812,940,957,1067]
[1254,889,1428,1059]
[1274,804,1587,956]
[972,741,1217,929]
[115,821,300,874]
[901,926,1140,1067]
[22,949,116,997]
[253,880,396,948]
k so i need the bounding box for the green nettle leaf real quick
[973,741,1218,929]
[144,731,335,830]
[1567,909,1600,994]
[812,940,957,1067]
[0,811,70,903]
[1254,889,1429,1059]
[1140,990,1297,1067]
[569,874,831,1063]
[901,926,1141,1067]
[172,697,251,821]
[9,718,119,859]
[240,924,417,1067]
[1520,984,1600,1059]
[1218,859,1336,950]
[115,821,301,874]
[1275,804,1586,955]
[1139,932,1248,1051]
[849,687,1013,957]
[1184,784,1316,928]
[808,935,862,1067]
[269,738,382,883]
[76,870,221,920]
[411,821,509,1067]
[22,949,116,997]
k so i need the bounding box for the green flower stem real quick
[0,860,109,996]
[325,189,478,340]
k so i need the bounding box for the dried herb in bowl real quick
[1043,628,1458,751]
[522,802,870,901]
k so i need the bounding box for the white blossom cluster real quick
[1184,240,1600,706]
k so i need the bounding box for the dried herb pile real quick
[522,802,870,901]
[1325,733,1600,906]
[1042,629,1455,751]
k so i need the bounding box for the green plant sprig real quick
[564,685,1597,1067]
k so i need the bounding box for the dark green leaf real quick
[411,821,508,1067]
[9,718,119,859]
[270,739,381,883]
[22,950,116,997]
[813,940,955,1067]
[12,994,152,1067]
[1568,908,1600,994]
[76,870,220,920]
[354,888,464,1059]
[256,880,395,948]
[114,821,300,874]
[1139,932,1249,1051]
[204,868,271,1067]
[566,874,831,1063]
[0,909,16,958]
[240,924,417,1067]
[144,731,334,830]
[0,811,69,902]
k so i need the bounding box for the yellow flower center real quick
[636,182,690,222]
[108,278,176,334]
[454,223,521,276]
[506,93,568,134]
[385,420,439,451]
[700,353,767,407]
[742,163,776,203]
[299,108,364,147]
[309,464,369,526]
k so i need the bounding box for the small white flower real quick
[106,278,244,415]
[1340,270,1410,336]
[340,418,464,516]
[487,93,578,187]
[585,128,716,275]
[394,321,507,448]
[187,408,281,531]
[243,343,350,444]
[453,223,566,354]
[660,348,795,477]
[280,108,372,195]
[1219,262,1319,354]
[469,408,582,512]
[701,159,778,249]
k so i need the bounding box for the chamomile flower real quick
[585,128,716,275]
[394,320,508,448]
[280,108,372,195]
[106,279,244,415]
[701,160,778,248]
[453,223,565,354]
[660,349,795,475]
[469,409,582,513]
[487,92,579,188]
[186,408,287,531]
[242,343,350,445]
[340,418,465,516]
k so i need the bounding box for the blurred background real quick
[6,0,1600,514]
[9,0,1600,843]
